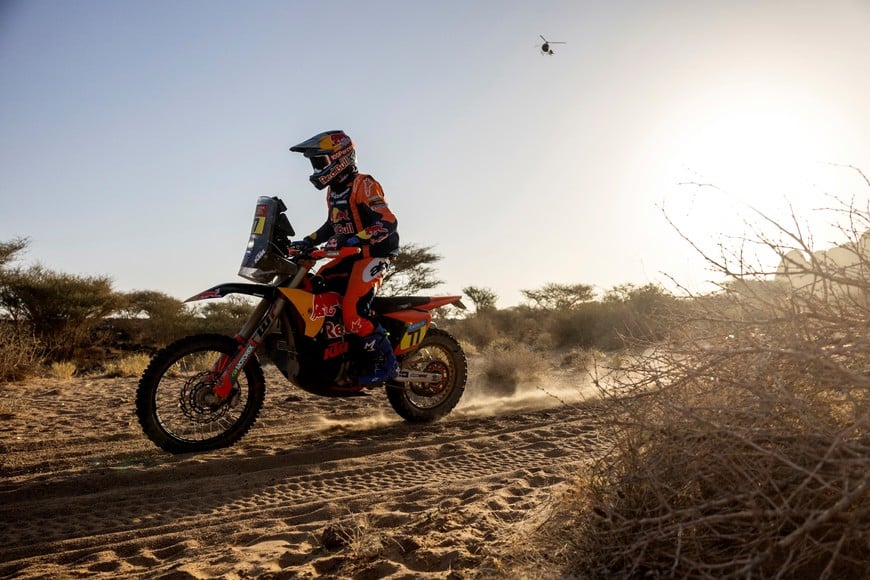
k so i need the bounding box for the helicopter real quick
[538,34,566,55]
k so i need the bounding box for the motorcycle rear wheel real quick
[136,333,266,454]
[387,327,467,422]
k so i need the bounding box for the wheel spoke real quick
[153,348,251,444]
[137,334,265,453]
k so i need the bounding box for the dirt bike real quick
[136,196,467,454]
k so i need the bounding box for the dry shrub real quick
[0,321,44,382]
[102,352,151,378]
[559,347,600,371]
[458,313,500,348]
[48,360,76,381]
[479,338,549,395]
[537,190,870,578]
[320,512,389,574]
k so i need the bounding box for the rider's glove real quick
[325,234,359,250]
[289,238,314,253]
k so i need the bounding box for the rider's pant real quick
[317,255,391,337]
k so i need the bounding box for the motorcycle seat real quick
[371,296,432,313]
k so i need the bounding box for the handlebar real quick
[288,246,362,260]
[312,246,361,259]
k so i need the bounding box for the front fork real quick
[211,297,287,398]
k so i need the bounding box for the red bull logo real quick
[319,133,350,152]
[331,208,350,222]
[316,155,352,186]
[362,223,389,242]
[310,292,342,320]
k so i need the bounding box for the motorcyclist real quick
[289,130,400,385]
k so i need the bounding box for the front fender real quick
[185,283,278,303]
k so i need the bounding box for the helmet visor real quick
[310,155,329,171]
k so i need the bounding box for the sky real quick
[2,0,870,308]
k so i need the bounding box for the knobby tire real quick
[136,333,266,454]
[387,327,467,422]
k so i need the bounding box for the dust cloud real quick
[456,370,599,418]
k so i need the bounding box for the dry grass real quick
[47,360,76,381]
[101,352,151,378]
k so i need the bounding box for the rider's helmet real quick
[290,130,357,190]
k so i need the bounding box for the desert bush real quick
[455,312,500,348]
[0,320,44,382]
[452,306,553,350]
[541,191,870,578]
[479,338,549,395]
[545,285,678,351]
[451,285,677,353]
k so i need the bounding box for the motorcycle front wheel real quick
[136,333,266,454]
[387,327,467,422]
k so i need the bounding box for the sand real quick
[0,360,606,579]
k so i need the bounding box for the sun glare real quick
[679,107,826,197]
[662,82,860,244]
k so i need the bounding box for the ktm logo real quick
[323,341,349,360]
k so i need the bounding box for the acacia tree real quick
[120,290,194,347]
[462,285,498,313]
[192,295,257,335]
[1,263,123,360]
[0,238,43,380]
[0,238,29,321]
[0,237,28,269]
[521,282,594,310]
[381,243,443,296]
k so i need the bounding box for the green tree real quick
[0,264,123,359]
[0,237,44,380]
[0,237,28,269]
[192,295,257,335]
[521,282,595,310]
[381,243,443,296]
[604,283,671,312]
[462,285,498,313]
[0,237,29,321]
[120,290,194,346]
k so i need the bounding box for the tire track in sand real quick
[0,401,605,578]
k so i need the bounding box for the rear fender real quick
[378,296,464,356]
[420,295,466,311]
[384,309,432,355]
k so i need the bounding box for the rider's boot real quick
[356,326,398,385]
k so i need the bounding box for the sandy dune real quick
[0,362,604,578]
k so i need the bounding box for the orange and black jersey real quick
[307,173,399,257]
